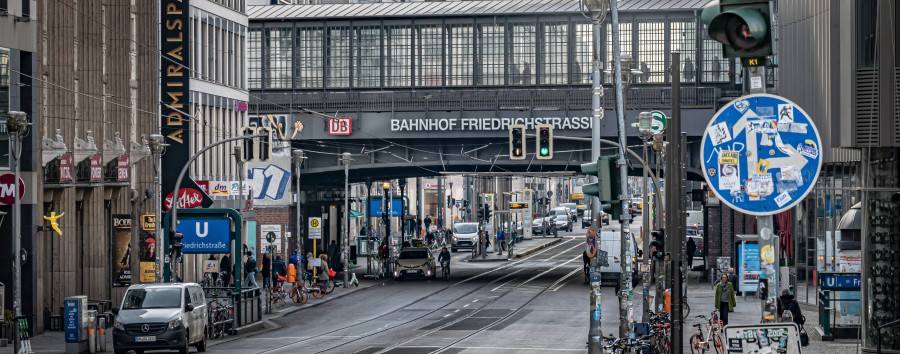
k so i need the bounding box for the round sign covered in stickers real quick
[700,94,823,216]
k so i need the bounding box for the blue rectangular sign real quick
[369,199,405,217]
[737,243,760,293]
[176,218,231,253]
[64,299,82,342]
[820,273,861,290]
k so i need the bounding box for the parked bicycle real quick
[689,311,724,354]
[207,299,233,339]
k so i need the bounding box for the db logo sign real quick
[328,117,352,136]
[0,173,26,205]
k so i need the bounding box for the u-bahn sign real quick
[700,94,823,216]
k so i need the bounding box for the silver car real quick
[394,247,436,280]
[551,208,572,232]
[113,283,208,354]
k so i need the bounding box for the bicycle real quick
[267,277,288,308]
[602,334,655,354]
[440,260,450,280]
[689,312,724,354]
[206,299,233,339]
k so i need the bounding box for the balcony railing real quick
[249,87,721,114]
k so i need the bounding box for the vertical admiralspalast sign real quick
[160,0,212,210]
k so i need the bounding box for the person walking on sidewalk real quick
[686,238,696,270]
[220,253,232,287]
[262,253,272,289]
[715,273,736,325]
[244,251,260,288]
[318,254,330,288]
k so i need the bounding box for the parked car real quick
[394,247,436,280]
[551,207,572,233]
[451,222,479,252]
[560,202,579,222]
[113,283,208,354]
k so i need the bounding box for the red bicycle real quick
[689,311,725,354]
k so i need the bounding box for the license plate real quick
[135,336,156,342]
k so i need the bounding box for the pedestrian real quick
[220,253,232,287]
[303,252,313,283]
[289,252,299,269]
[777,289,804,325]
[727,267,738,287]
[686,238,696,270]
[244,251,260,288]
[329,240,341,271]
[424,215,432,233]
[273,255,287,286]
[495,227,504,255]
[319,254,330,287]
[715,273,736,325]
[582,250,591,285]
[416,218,422,237]
[262,253,272,289]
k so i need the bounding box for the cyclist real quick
[425,230,436,248]
[438,246,451,276]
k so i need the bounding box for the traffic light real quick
[701,0,773,59]
[509,124,526,160]
[650,229,665,260]
[170,232,184,257]
[241,126,273,162]
[581,156,623,219]
[536,124,553,160]
[477,205,484,220]
[483,204,492,221]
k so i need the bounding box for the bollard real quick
[97,316,106,352]
[86,310,97,353]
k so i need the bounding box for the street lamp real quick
[148,134,166,283]
[341,153,352,288]
[292,150,306,256]
[7,110,28,354]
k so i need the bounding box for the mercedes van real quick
[112,283,208,354]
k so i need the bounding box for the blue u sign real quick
[176,218,231,253]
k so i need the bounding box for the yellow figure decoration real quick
[43,211,65,236]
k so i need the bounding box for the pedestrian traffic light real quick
[241,126,273,162]
[170,232,184,256]
[509,124,526,160]
[650,229,665,260]
[536,124,553,160]
[701,0,773,59]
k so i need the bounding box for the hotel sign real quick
[160,0,211,208]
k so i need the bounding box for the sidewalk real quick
[17,275,377,354]
[465,236,564,262]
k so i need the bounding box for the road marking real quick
[548,268,582,291]
[471,299,478,302]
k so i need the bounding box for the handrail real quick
[877,318,900,354]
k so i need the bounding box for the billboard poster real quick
[737,243,760,293]
[111,215,132,287]
[139,219,157,283]
[245,157,292,206]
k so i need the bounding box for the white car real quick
[551,208,572,232]
[451,222,479,252]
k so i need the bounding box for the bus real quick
[570,177,587,216]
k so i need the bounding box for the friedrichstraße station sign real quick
[390,117,593,132]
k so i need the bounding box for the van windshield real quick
[454,224,477,234]
[123,288,182,310]
[554,209,567,216]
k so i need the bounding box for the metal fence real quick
[250,87,721,113]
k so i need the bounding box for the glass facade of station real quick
[249,14,744,90]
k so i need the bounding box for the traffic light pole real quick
[166,134,265,281]
[667,52,685,351]
[609,0,635,338]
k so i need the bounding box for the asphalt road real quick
[209,227,622,354]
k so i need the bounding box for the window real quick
[606,21,632,84]
[354,26,381,88]
[510,23,536,85]
[701,26,728,82]
[858,0,876,68]
[670,21,696,83]
[326,27,351,88]
[417,25,443,86]
[295,27,323,88]
[636,21,664,83]
[0,48,8,169]
[573,23,593,84]
[541,23,568,85]
[266,28,292,89]
[385,26,412,87]
[479,24,505,85]
[447,24,473,86]
[248,29,262,89]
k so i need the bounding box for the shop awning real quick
[350,210,365,218]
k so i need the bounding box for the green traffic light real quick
[540,147,549,156]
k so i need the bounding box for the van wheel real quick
[196,333,207,352]
[179,331,190,354]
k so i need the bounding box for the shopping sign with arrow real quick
[700,94,823,216]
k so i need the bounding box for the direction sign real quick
[308,217,322,239]
[650,111,667,135]
[700,94,823,216]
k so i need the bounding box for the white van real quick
[113,283,208,354]
[686,210,703,232]
[599,231,641,285]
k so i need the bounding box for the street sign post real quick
[308,217,322,239]
[700,93,823,323]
